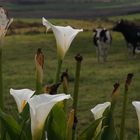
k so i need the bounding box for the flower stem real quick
[120,73,133,140]
[55,59,62,84]
[72,58,82,116]
[0,40,4,139]
[120,90,128,140]
[0,47,3,110]
[72,54,83,140]
[36,71,42,94]
[61,69,69,112]
[35,48,44,94]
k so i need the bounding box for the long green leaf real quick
[78,118,103,140]
[47,103,67,140]
[0,109,22,140]
[94,126,107,140]
[101,103,118,140]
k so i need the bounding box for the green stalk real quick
[35,48,44,94]
[0,40,4,140]
[36,71,42,94]
[120,89,128,140]
[0,47,3,110]
[102,83,119,140]
[72,54,83,140]
[61,70,69,112]
[55,59,63,84]
[63,78,68,112]
[119,73,134,140]
[72,61,81,116]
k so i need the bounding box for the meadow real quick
[3,15,140,140]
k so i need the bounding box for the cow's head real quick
[100,29,108,42]
[93,28,103,40]
[112,19,125,32]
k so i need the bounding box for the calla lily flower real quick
[91,102,111,120]
[28,93,71,140]
[10,88,35,113]
[132,101,140,134]
[42,17,83,60]
[91,102,111,135]
[0,7,13,38]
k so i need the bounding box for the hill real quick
[1,1,140,19]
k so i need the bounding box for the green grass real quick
[2,16,140,140]
[110,13,140,21]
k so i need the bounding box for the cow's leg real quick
[133,44,136,58]
[102,47,106,62]
[104,46,108,62]
[98,44,103,63]
[127,43,133,59]
[100,43,106,63]
[96,47,100,63]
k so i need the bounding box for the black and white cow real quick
[93,28,112,62]
[112,20,140,57]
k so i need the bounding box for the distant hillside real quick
[1,0,140,19]
[4,0,135,3]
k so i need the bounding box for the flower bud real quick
[35,48,44,93]
[75,53,83,62]
[61,69,69,93]
[111,82,120,101]
[44,83,61,95]
[125,73,134,91]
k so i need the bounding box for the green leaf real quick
[138,134,140,140]
[0,109,22,140]
[101,103,118,140]
[19,103,30,121]
[47,103,67,140]
[78,118,103,140]
[94,126,107,140]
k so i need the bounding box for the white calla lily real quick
[91,102,111,135]
[10,88,35,113]
[132,101,140,134]
[0,7,13,38]
[91,102,111,120]
[28,93,71,140]
[42,17,83,60]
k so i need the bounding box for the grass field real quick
[3,15,140,140]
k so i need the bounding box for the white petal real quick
[91,102,111,120]
[42,17,52,32]
[10,88,35,113]
[42,18,83,60]
[28,93,71,140]
[132,101,140,134]
[51,25,83,59]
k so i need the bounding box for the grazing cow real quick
[93,28,112,62]
[112,20,140,57]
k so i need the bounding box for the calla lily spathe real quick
[42,17,83,60]
[0,7,13,38]
[91,102,111,120]
[28,93,71,140]
[132,101,140,134]
[91,102,111,135]
[10,88,35,113]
